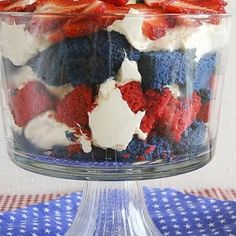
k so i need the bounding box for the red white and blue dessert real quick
[0,0,229,163]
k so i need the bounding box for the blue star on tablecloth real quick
[0,188,236,236]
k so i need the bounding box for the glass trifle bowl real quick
[0,0,231,234]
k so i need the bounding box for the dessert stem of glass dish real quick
[66,181,160,236]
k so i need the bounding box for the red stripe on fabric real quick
[8,195,17,211]
[0,195,10,211]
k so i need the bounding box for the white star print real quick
[206,215,212,220]
[152,197,158,202]
[197,223,203,228]
[9,215,16,221]
[66,205,72,211]
[22,214,27,219]
[184,224,191,229]
[44,208,50,213]
[173,224,179,229]
[45,228,50,234]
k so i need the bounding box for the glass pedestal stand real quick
[65,181,161,236]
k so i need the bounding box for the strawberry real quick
[162,0,218,14]
[176,16,202,27]
[35,0,93,13]
[62,1,119,39]
[0,1,17,10]
[30,0,98,33]
[119,3,162,12]
[63,18,102,38]
[142,14,169,40]
[2,0,36,12]
[184,0,227,12]
[102,0,128,7]
[144,0,174,8]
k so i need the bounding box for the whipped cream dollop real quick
[0,22,51,66]
[108,9,229,60]
[8,66,72,99]
[24,110,92,153]
[24,111,76,150]
[117,57,141,84]
[89,79,145,151]
[8,66,38,89]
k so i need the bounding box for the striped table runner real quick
[0,188,235,212]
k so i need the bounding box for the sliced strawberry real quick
[30,0,98,33]
[101,0,128,7]
[162,0,218,14]
[120,3,163,12]
[142,15,169,40]
[3,0,36,12]
[62,1,119,39]
[176,16,202,27]
[35,0,92,13]
[63,18,102,38]
[0,1,17,10]
[184,0,227,12]
[144,0,174,8]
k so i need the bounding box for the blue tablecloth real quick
[0,188,236,236]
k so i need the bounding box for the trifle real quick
[0,0,231,178]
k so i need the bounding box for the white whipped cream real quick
[117,57,141,84]
[89,79,145,151]
[108,9,229,60]
[79,135,92,153]
[46,84,73,100]
[24,110,92,152]
[0,22,51,66]
[8,66,72,99]
[8,66,38,89]
[24,111,76,150]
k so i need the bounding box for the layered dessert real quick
[0,0,229,163]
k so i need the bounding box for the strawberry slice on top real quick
[2,0,36,12]
[35,0,93,13]
[161,0,218,14]
[144,0,174,8]
[142,12,169,40]
[61,1,118,38]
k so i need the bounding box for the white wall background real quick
[0,2,235,194]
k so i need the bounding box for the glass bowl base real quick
[9,140,215,181]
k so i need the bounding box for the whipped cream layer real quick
[0,22,51,66]
[117,57,141,84]
[108,9,229,60]
[24,111,76,150]
[89,79,145,151]
[9,66,73,100]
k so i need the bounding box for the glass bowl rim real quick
[0,12,231,18]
